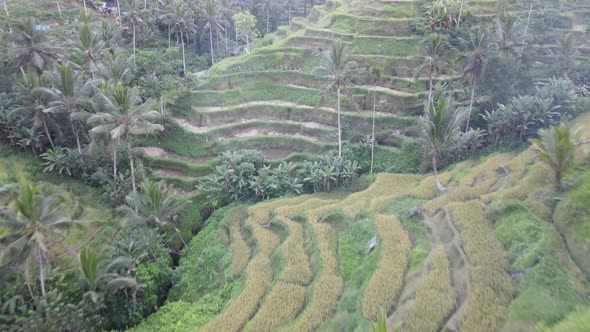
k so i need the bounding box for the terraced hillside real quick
[139,0,590,191]
[131,112,590,331]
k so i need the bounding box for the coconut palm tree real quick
[122,0,144,62]
[368,65,382,173]
[10,18,61,77]
[11,73,56,148]
[0,183,79,298]
[419,97,468,192]
[38,63,94,157]
[96,51,135,85]
[200,0,227,65]
[76,15,105,79]
[78,246,139,303]
[414,33,451,108]
[460,27,495,131]
[257,0,280,34]
[314,40,357,158]
[161,1,197,75]
[88,83,163,192]
[120,180,189,247]
[530,122,586,189]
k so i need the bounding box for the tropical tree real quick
[38,63,94,157]
[414,33,452,108]
[88,83,163,191]
[419,97,468,192]
[257,0,280,34]
[530,122,586,189]
[460,26,495,131]
[160,1,197,75]
[76,14,105,79]
[10,18,61,77]
[120,180,189,247]
[96,51,135,84]
[314,40,357,158]
[0,183,79,298]
[122,0,144,61]
[233,11,257,53]
[10,73,56,148]
[200,0,227,65]
[368,65,382,173]
[78,246,139,303]
[554,32,579,76]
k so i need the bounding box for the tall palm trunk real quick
[457,0,464,28]
[209,27,215,64]
[180,30,187,75]
[428,70,433,107]
[370,89,376,173]
[2,0,15,47]
[70,118,83,159]
[466,83,476,131]
[42,116,55,148]
[127,139,137,192]
[113,146,118,179]
[168,26,171,48]
[337,87,342,158]
[524,2,533,36]
[116,0,121,20]
[224,23,228,55]
[132,23,136,62]
[83,0,88,14]
[55,0,62,18]
[266,10,270,34]
[432,151,445,192]
[38,247,46,298]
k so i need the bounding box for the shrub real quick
[403,249,455,332]
[362,215,411,321]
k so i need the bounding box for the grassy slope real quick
[130,111,590,331]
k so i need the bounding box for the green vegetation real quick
[1,0,590,330]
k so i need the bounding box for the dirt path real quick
[422,210,472,332]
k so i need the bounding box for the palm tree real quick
[414,33,451,108]
[10,18,61,77]
[120,180,189,247]
[76,16,105,79]
[0,183,79,298]
[369,65,382,173]
[78,246,139,303]
[38,64,94,157]
[88,83,163,192]
[123,0,144,62]
[460,27,495,131]
[554,32,579,76]
[530,123,586,189]
[314,40,357,158]
[161,1,196,75]
[419,97,468,192]
[11,73,56,148]
[257,0,280,34]
[96,51,135,84]
[200,0,227,65]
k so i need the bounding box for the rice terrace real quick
[1,0,590,331]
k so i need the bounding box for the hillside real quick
[132,111,590,331]
[138,0,590,192]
